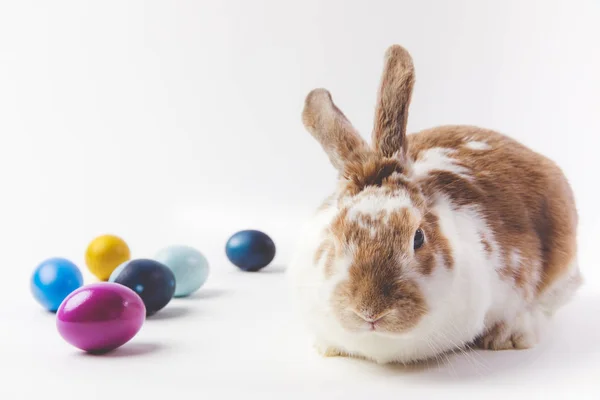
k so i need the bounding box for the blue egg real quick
[225,230,276,272]
[110,258,175,316]
[30,257,84,312]
[154,245,209,297]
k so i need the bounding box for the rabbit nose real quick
[352,309,391,323]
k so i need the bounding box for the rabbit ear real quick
[372,45,415,159]
[302,88,370,172]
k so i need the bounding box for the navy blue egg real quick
[112,258,175,316]
[226,230,276,272]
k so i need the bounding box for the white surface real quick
[1,1,599,399]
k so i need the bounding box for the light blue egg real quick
[108,260,131,282]
[153,245,209,297]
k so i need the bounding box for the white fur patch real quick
[411,147,471,181]
[432,198,532,346]
[346,192,412,222]
[465,141,491,151]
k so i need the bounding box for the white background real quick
[1,1,599,399]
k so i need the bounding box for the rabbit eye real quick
[413,228,425,250]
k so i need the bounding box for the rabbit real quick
[286,44,582,365]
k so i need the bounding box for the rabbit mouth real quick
[347,317,412,337]
[354,326,412,339]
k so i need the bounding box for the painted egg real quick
[56,282,145,353]
[154,245,210,297]
[109,258,175,316]
[225,230,276,272]
[31,257,84,312]
[85,234,131,281]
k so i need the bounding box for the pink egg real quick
[56,282,146,353]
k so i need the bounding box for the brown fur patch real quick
[302,88,372,172]
[500,264,515,280]
[408,125,578,296]
[342,155,405,196]
[340,153,424,209]
[372,45,415,159]
[418,212,454,274]
[314,238,337,278]
[323,242,336,278]
[480,236,492,255]
[331,257,427,334]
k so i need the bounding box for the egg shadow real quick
[184,288,228,300]
[247,264,287,274]
[146,305,191,321]
[40,309,57,317]
[80,342,165,358]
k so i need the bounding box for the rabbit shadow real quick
[347,292,600,382]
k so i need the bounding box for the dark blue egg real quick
[226,230,276,272]
[111,258,175,316]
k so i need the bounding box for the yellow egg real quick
[85,234,131,281]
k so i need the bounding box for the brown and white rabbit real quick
[287,45,582,364]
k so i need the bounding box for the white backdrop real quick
[1,1,599,399]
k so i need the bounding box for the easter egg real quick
[154,245,210,297]
[225,230,276,272]
[56,282,145,353]
[85,234,131,281]
[110,259,175,316]
[31,257,84,312]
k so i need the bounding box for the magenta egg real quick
[56,282,146,353]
